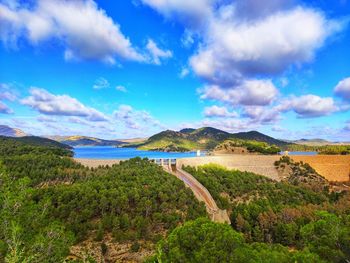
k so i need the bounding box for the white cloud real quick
[21,87,109,121]
[116,85,127,92]
[179,67,189,78]
[279,77,289,88]
[233,0,296,21]
[0,83,17,101]
[140,0,214,28]
[242,106,281,124]
[113,104,163,130]
[0,101,13,114]
[93,77,110,90]
[190,6,343,84]
[146,39,172,65]
[37,115,57,123]
[114,104,133,120]
[199,118,256,133]
[281,94,338,118]
[334,77,350,101]
[0,83,16,114]
[0,0,145,63]
[203,105,238,118]
[181,29,195,47]
[200,79,278,106]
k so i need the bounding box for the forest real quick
[182,164,350,263]
[0,137,206,262]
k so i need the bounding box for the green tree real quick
[300,211,350,262]
[157,218,244,263]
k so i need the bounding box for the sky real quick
[0,0,350,140]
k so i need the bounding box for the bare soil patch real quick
[291,155,350,182]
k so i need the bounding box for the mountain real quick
[232,131,288,147]
[0,125,27,137]
[137,127,288,152]
[0,135,71,150]
[49,135,124,147]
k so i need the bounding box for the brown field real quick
[291,155,350,182]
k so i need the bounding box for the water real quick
[74,146,206,159]
[279,151,318,156]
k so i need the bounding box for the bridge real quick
[152,158,231,224]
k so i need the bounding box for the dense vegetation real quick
[0,137,206,262]
[1,135,349,262]
[150,218,327,263]
[183,164,350,262]
[215,139,281,154]
[0,135,72,150]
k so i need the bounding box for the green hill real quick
[232,131,288,147]
[136,127,288,152]
[0,135,71,150]
[49,135,124,147]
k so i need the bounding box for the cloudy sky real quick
[0,0,350,140]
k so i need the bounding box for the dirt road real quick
[163,165,231,224]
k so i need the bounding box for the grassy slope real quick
[0,135,72,150]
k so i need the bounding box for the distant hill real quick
[232,131,288,147]
[0,125,27,137]
[0,135,71,150]
[290,138,350,146]
[136,127,288,152]
[118,138,147,144]
[49,135,124,147]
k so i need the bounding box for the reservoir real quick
[74,146,206,159]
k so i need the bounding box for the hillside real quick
[0,138,206,262]
[137,127,288,152]
[232,131,288,147]
[214,139,281,155]
[0,125,27,137]
[49,135,124,147]
[179,164,350,263]
[0,136,72,159]
[0,135,71,150]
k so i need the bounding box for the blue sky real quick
[0,0,349,140]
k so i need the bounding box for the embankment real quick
[75,155,350,182]
[178,155,350,182]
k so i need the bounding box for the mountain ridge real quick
[0,125,27,137]
[137,127,289,152]
[48,135,124,147]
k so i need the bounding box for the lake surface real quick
[279,151,318,156]
[74,146,206,159]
